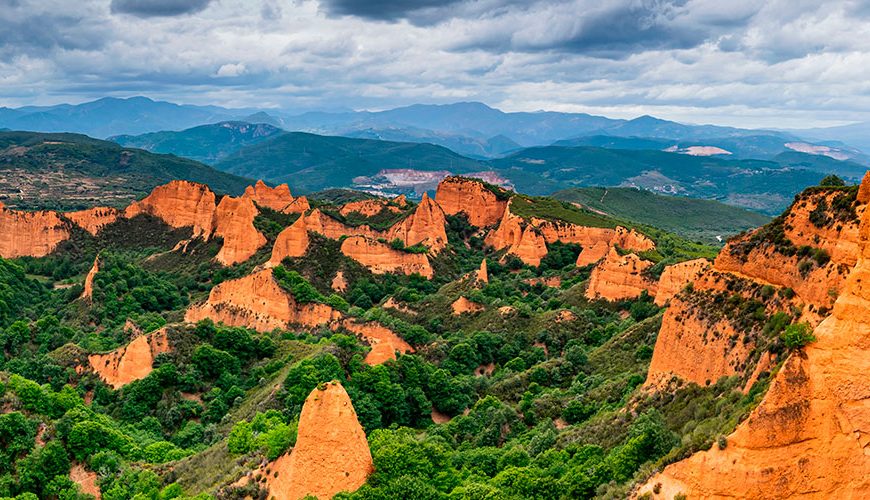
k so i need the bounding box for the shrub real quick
[781,323,816,350]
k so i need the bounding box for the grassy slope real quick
[0,131,253,210]
[553,187,770,244]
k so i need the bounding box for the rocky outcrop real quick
[340,236,433,278]
[339,199,400,217]
[485,207,549,266]
[654,258,710,306]
[435,176,508,227]
[0,203,70,258]
[451,296,484,315]
[637,198,870,499]
[341,319,414,365]
[184,269,340,331]
[532,219,655,253]
[88,328,171,389]
[81,256,99,301]
[124,180,216,238]
[268,215,309,266]
[65,207,120,236]
[213,196,267,266]
[331,271,347,292]
[305,209,380,241]
[282,196,310,214]
[70,463,101,499]
[264,382,373,500]
[585,248,656,301]
[386,193,448,253]
[243,180,294,211]
[575,240,610,267]
[476,259,488,284]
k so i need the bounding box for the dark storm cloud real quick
[110,0,213,17]
[318,0,465,22]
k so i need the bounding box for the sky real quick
[2,0,870,128]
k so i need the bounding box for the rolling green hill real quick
[111,122,285,164]
[553,187,770,244]
[0,131,253,210]
[214,132,486,192]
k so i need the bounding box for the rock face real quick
[81,255,99,301]
[269,215,309,266]
[435,176,508,227]
[88,328,171,389]
[213,196,267,266]
[340,236,433,278]
[0,204,70,258]
[476,259,488,283]
[386,193,448,253]
[125,180,216,238]
[264,382,373,500]
[654,258,710,306]
[637,195,870,499]
[305,209,379,241]
[243,180,294,211]
[282,196,310,214]
[451,296,484,315]
[184,269,340,331]
[575,240,610,267]
[533,219,655,253]
[341,320,414,365]
[585,248,657,301]
[339,199,399,217]
[485,207,549,266]
[65,207,120,236]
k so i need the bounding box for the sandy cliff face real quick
[88,328,171,389]
[451,296,484,315]
[435,176,508,227]
[476,259,488,284]
[575,240,610,267]
[213,196,267,266]
[264,382,373,500]
[386,193,448,253]
[65,207,121,236]
[637,201,870,499]
[243,180,294,211]
[305,209,380,241]
[282,196,310,214]
[0,204,70,258]
[124,180,216,238]
[585,248,657,301]
[654,258,710,306]
[533,220,655,253]
[268,215,309,266]
[340,236,433,278]
[184,269,340,331]
[339,199,400,217]
[341,320,414,365]
[485,207,549,266]
[81,256,99,301]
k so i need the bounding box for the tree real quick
[819,175,845,187]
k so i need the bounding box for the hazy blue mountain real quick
[793,121,870,152]
[111,122,285,164]
[0,97,258,138]
[341,126,521,158]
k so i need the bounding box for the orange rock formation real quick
[339,199,399,217]
[213,196,267,266]
[268,215,309,266]
[70,463,101,499]
[185,269,340,331]
[654,258,710,306]
[81,255,99,301]
[637,197,870,499]
[243,180,294,211]
[485,207,549,266]
[282,196,310,214]
[124,180,216,237]
[476,259,488,283]
[451,296,484,315]
[340,236,433,278]
[575,240,610,267]
[533,219,655,253]
[66,207,120,236]
[341,319,414,365]
[435,176,508,227]
[264,382,373,500]
[331,271,347,292]
[0,204,70,258]
[386,193,448,253]
[585,248,657,301]
[88,328,171,389]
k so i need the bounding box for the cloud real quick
[318,0,466,23]
[215,63,247,77]
[110,0,212,17]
